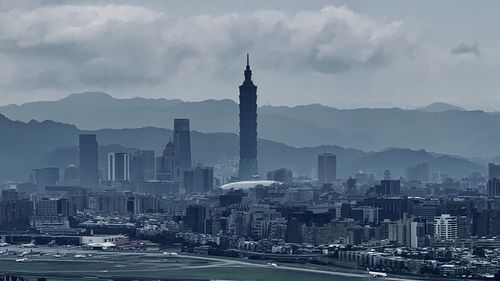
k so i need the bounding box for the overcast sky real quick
[1,0,499,109]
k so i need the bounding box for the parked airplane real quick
[15,257,28,263]
[21,240,35,248]
[367,268,387,278]
[18,249,33,257]
[0,242,9,247]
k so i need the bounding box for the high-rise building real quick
[375,180,401,196]
[318,153,337,184]
[434,214,458,240]
[238,54,259,180]
[157,140,175,181]
[489,163,500,179]
[33,167,59,189]
[107,152,130,182]
[173,119,192,182]
[487,178,500,197]
[346,177,357,195]
[405,162,431,182]
[0,199,32,229]
[183,166,214,194]
[63,165,79,185]
[457,216,471,239]
[79,134,99,187]
[185,205,207,233]
[130,150,155,182]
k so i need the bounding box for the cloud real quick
[450,42,479,56]
[0,4,410,91]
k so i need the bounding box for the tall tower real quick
[318,153,336,184]
[158,139,175,181]
[238,54,259,180]
[173,118,192,182]
[79,134,98,187]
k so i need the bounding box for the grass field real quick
[125,266,363,281]
[0,260,363,281]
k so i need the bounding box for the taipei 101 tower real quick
[238,54,259,180]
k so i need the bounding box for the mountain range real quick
[0,112,484,182]
[1,92,500,158]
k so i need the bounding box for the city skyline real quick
[2,2,500,281]
[1,1,500,110]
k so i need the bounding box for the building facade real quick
[173,119,192,182]
[238,54,259,180]
[79,134,99,187]
[108,152,130,182]
[318,153,337,184]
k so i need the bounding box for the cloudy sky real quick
[0,0,499,109]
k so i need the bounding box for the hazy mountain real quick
[1,92,500,157]
[349,148,484,177]
[416,102,465,112]
[0,92,184,130]
[0,114,80,180]
[0,113,484,182]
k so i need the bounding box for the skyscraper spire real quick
[244,53,252,82]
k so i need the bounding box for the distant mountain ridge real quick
[416,102,465,112]
[0,113,485,182]
[1,92,499,158]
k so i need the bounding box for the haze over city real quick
[3,1,500,281]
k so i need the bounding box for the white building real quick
[108,152,130,182]
[434,214,457,240]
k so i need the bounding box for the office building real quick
[318,153,337,184]
[488,178,500,197]
[33,167,59,189]
[79,134,99,187]
[130,150,155,182]
[375,180,401,196]
[489,163,500,180]
[157,139,175,181]
[107,152,130,182]
[238,54,259,180]
[63,165,79,185]
[351,206,379,223]
[184,205,207,233]
[173,119,192,181]
[346,177,357,195]
[408,219,427,248]
[457,216,470,239]
[362,197,413,220]
[183,166,214,194]
[0,199,32,228]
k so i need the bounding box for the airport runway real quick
[0,244,428,280]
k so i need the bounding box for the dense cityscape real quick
[1,56,500,281]
[3,2,500,281]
